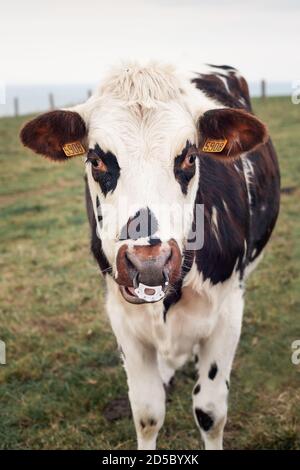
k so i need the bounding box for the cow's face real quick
[20,70,267,305]
[85,98,200,303]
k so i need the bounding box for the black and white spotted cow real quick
[20,62,280,450]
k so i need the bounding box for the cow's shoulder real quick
[190,64,252,111]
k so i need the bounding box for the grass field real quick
[0,97,299,450]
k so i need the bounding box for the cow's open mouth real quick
[119,284,166,304]
[119,285,146,304]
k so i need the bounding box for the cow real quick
[20,62,280,450]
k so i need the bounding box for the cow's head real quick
[20,64,267,304]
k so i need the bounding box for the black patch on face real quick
[208,362,218,380]
[96,195,103,227]
[119,207,158,241]
[193,384,201,395]
[195,408,214,432]
[149,237,161,246]
[85,177,112,276]
[174,141,197,195]
[88,144,120,196]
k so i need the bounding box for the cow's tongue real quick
[126,286,137,296]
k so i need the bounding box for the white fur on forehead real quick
[98,61,182,108]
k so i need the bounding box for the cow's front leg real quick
[108,304,165,449]
[193,287,244,450]
[125,342,166,450]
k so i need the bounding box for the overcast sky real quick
[1,0,299,84]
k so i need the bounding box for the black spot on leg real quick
[195,408,214,432]
[193,384,201,395]
[226,380,230,390]
[194,354,199,364]
[140,418,157,429]
[208,362,218,380]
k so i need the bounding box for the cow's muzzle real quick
[116,240,181,304]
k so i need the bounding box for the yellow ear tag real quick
[202,139,227,153]
[62,141,86,157]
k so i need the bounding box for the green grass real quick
[0,97,299,450]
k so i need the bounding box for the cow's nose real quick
[125,244,171,287]
[116,240,181,298]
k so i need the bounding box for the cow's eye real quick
[174,148,197,195]
[90,157,107,172]
[188,154,197,164]
[183,152,197,169]
[87,146,121,196]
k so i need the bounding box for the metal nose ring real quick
[133,270,169,303]
[134,283,165,302]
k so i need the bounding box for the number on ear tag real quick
[62,141,86,157]
[202,139,227,153]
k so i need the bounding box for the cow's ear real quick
[20,110,87,162]
[197,108,267,160]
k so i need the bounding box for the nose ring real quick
[134,283,166,302]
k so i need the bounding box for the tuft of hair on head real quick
[98,61,182,109]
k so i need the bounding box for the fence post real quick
[0,340,5,365]
[14,97,19,117]
[261,79,266,99]
[49,93,55,109]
